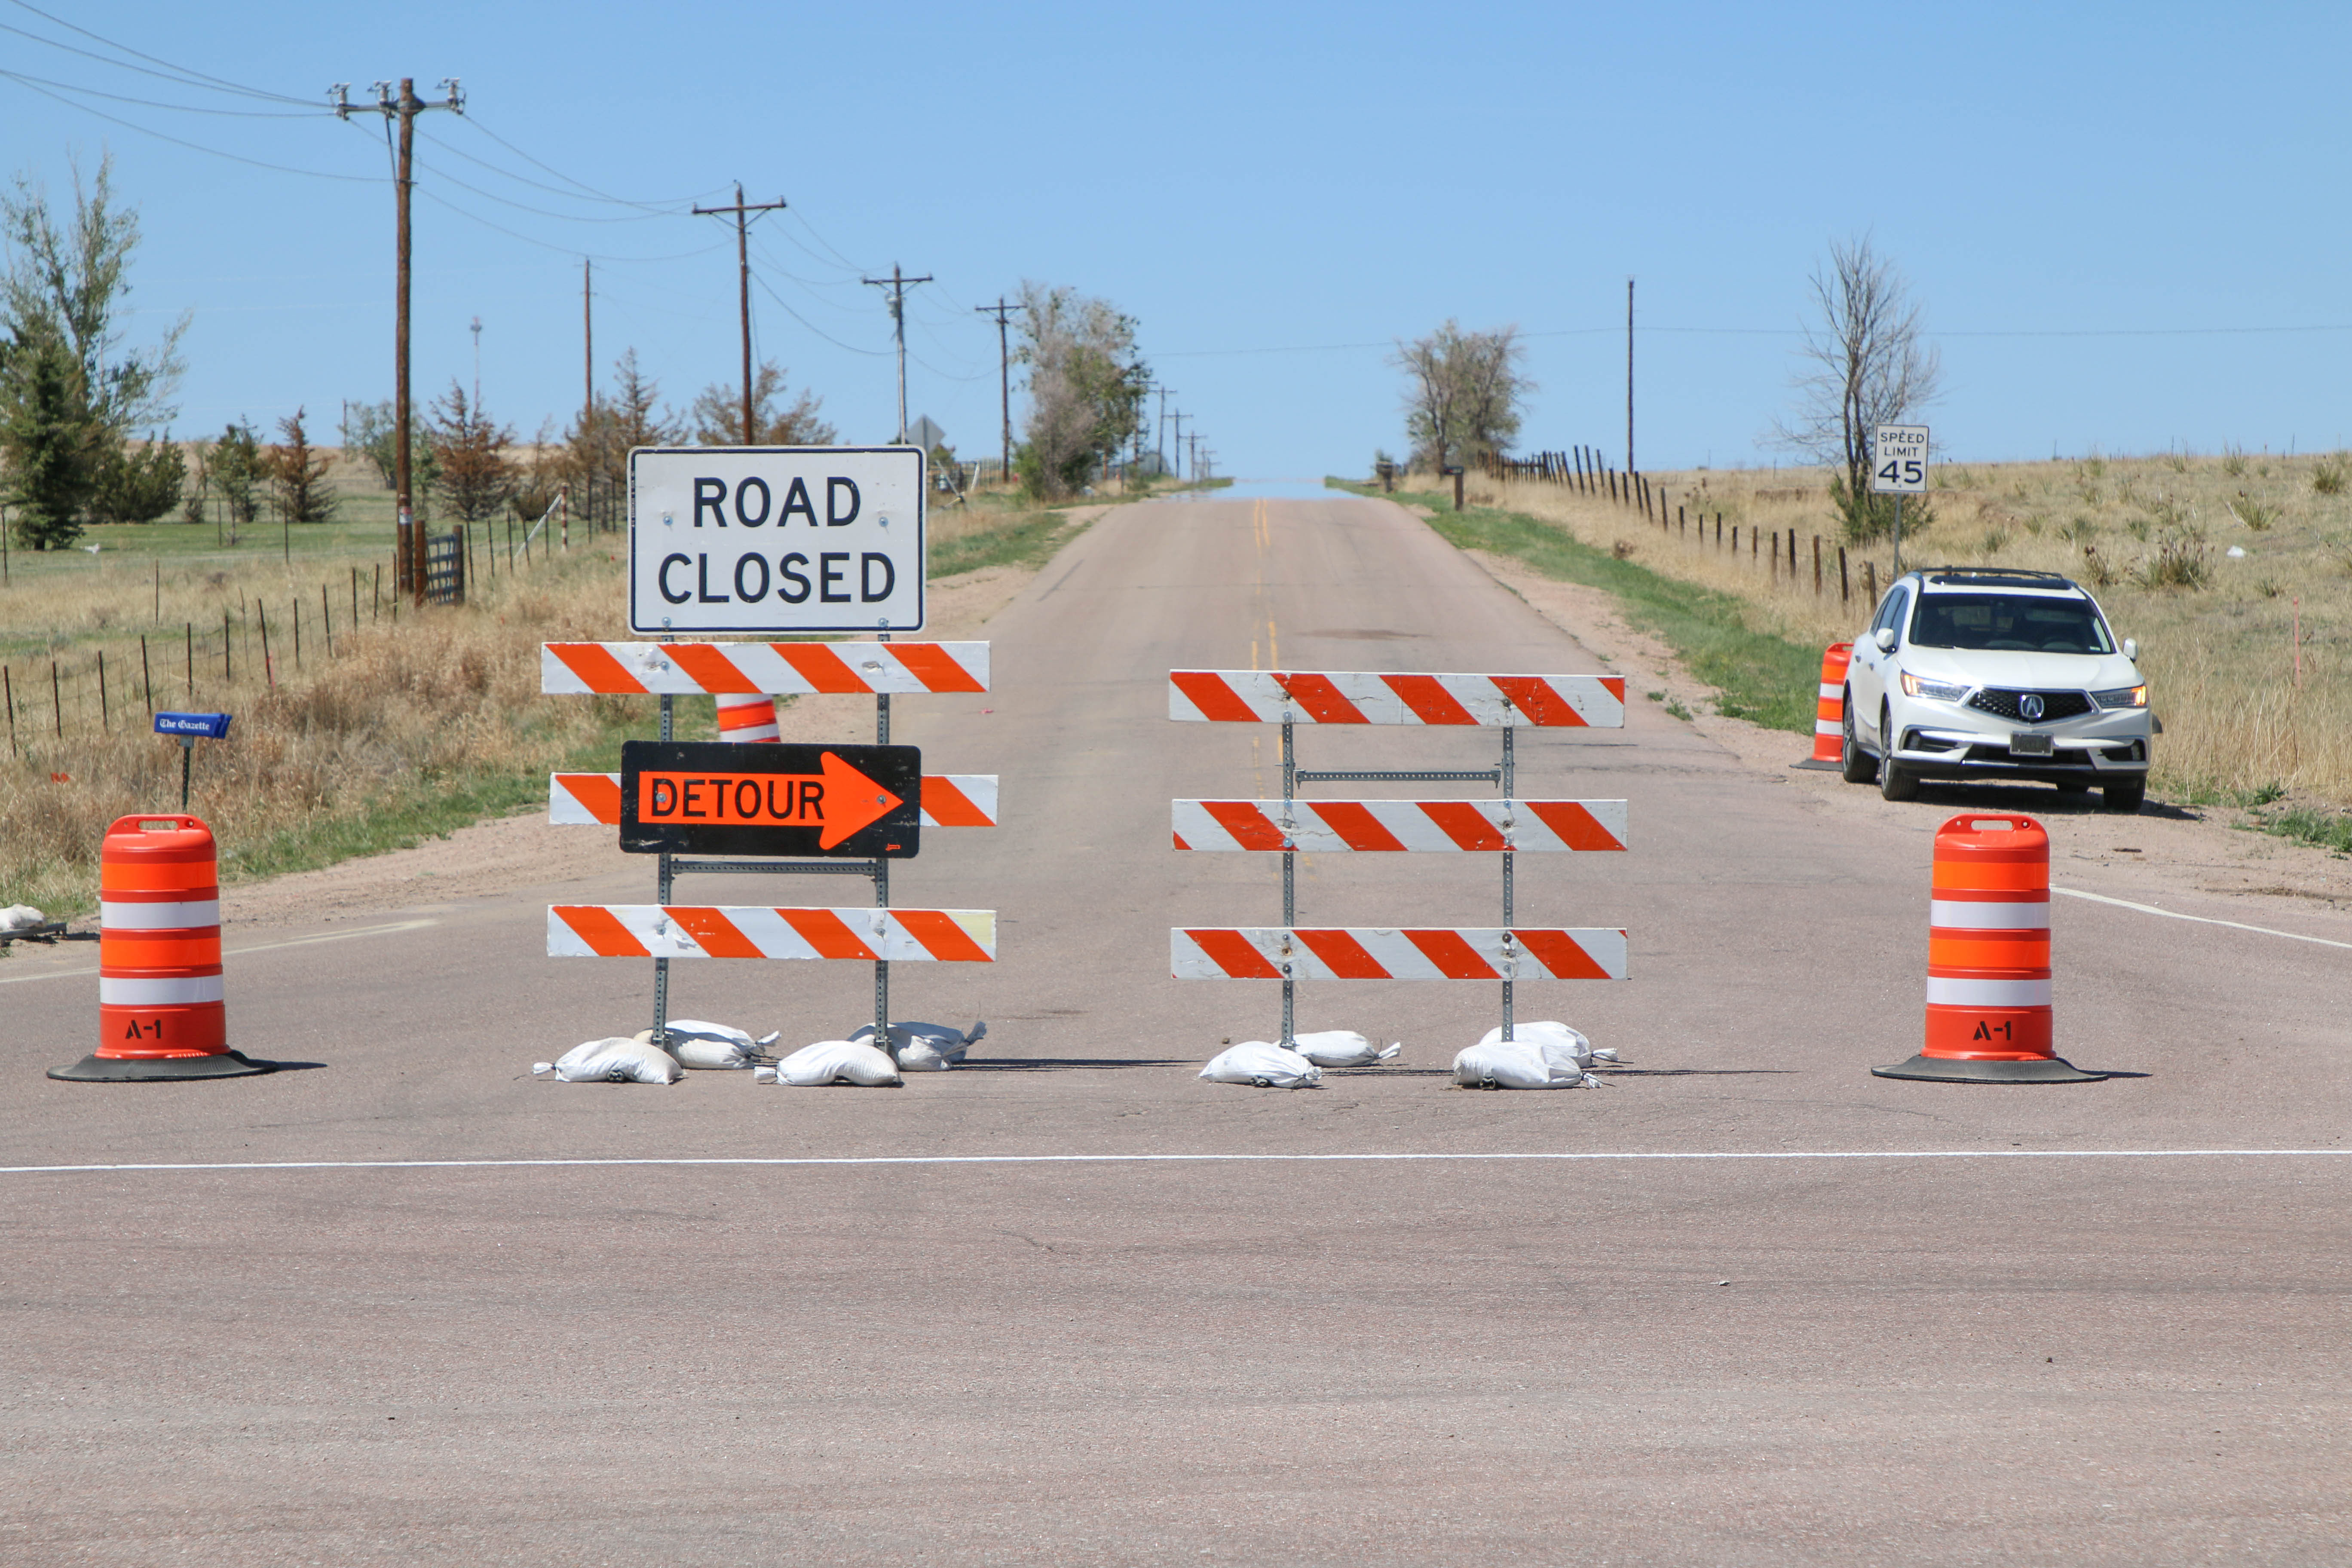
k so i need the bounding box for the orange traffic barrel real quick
[50,814,269,1081]
[1874,812,2101,1084]
[1792,642,1851,770]
[715,692,780,743]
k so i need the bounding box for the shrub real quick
[2135,531,2210,590]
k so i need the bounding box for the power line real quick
[415,126,697,216]
[0,9,314,106]
[0,64,331,117]
[751,272,891,357]
[0,74,374,181]
[458,114,727,215]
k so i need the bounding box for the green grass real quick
[929,507,1096,578]
[2244,804,2352,857]
[1337,482,1822,734]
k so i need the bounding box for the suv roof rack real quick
[1914,566,2080,590]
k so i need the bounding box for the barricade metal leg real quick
[1280,718,1295,1049]
[652,692,673,1048]
[1501,726,1515,1043]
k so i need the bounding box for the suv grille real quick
[1966,688,2092,723]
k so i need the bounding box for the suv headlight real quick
[2092,685,2149,709]
[1899,671,1969,701]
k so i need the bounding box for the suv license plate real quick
[2009,732,2053,756]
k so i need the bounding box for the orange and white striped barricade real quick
[1168,669,1629,1051]
[541,638,992,1050]
[551,772,998,830]
[52,814,270,1081]
[1792,642,1852,771]
[1874,812,2102,1084]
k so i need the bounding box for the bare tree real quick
[688,360,836,446]
[1393,321,1531,472]
[1772,236,1941,542]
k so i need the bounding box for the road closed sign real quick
[1871,425,1930,494]
[627,446,926,634]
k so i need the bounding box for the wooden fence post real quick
[1839,545,1850,603]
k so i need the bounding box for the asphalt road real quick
[6,492,2348,1565]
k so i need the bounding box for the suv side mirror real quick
[1873,627,1897,653]
[2122,637,2138,661]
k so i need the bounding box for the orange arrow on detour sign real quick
[619,740,921,858]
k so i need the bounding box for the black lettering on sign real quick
[861,552,895,602]
[734,779,761,819]
[735,477,771,527]
[779,553,811,603]
[782,477,817,526]
[697,555,730,603]
[683,780,706,818]
[733,553,770,602]
[694,478,727,527]
[658,553,692,603]
[649,779,677,815]
[827,477,861,526]
[819,551,851,602]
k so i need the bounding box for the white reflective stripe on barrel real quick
[1819,683,1841,699]
[1924,975,2052,1008]
[100,899,221,931]
[1929,899,2050,931]
[1815,720,1841,735]
[99,974,226,1006]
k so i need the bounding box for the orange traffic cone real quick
[715,692,781,743]
[1874,812,2103,1084]
[52,815,270,1081]
[1791,642,1851,770]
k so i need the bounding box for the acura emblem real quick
[2019,693,2045,722]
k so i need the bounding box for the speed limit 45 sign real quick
[1871,425,1929,494]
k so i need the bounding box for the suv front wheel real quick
[2103,781,2146,813]
[1877,704,1920,800]
[1840,689,1877,784]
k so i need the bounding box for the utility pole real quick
[582,258,593,529]
[337,77,463,606]
[1625,276,1635,477]
[1155,385,1176,476]
[1186,431,1200,481]
[976,298,1019,481]
[1169,409,1188,481]
[694,184,789,444]
[862,263,933,443]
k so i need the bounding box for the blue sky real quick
[4,1,2347,477]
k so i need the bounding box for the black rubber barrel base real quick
[1872,1054,2105,1084]
[1790,758,1844,772]
[48,1050,276,1083]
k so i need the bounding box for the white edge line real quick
[0,917,440,985]
[2052,885,2352,951]
[3,1150,2347,1176]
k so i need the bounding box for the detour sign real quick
[619,740,921,858]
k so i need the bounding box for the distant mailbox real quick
[154,712,232,739]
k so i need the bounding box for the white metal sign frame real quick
[626,445,927,635]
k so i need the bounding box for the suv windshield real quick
[1909,592,2114,654]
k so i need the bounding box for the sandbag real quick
[761,1038,903,1087]
[1451,1037,1599,1090]
[1,903,46,933]
[533,1037,684,1085]
[1470,1020,1618,1072]
[1199,1041,1322,1088]
[1290,1030,1401,1068]
[849,1019,986,1071]
[634,1019,779,1070]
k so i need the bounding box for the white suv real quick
[1841,567,2153,812]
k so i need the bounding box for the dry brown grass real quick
[1441,450,2352,805]
[0,542,649,918]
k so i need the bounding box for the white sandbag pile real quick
[1289,1030,1401,1068]
[1451,1020,1614,1090]
[849,1018,987,1071]
[1199,1041,1322,1088]
[2,903,46,934]
[534,1037,685,1084]
[754,1038,903,1087]
[634,1019,778,1070]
